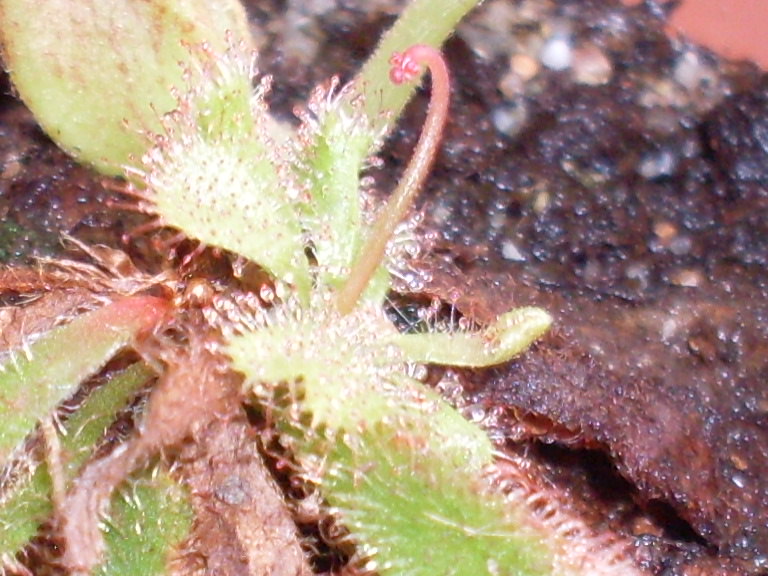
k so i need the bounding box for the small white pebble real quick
[431,204,451,226]
[540,35,573,71]
[489,212,506,230]
[498,69,525,99]
[293,0,335,16]
[661,318,678,342]
[625,262,650,291]
[674,50,717,92]
[638,148,678,179]
[533,190,550,214]
[670,268,703,288]
[491,103,528,138]
[501,240,526,262]
[674,50,701,89]
[669,234,693,256]
[730,472,747,489]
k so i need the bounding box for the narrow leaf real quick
[0,296,168,463]
[396,307,553,367]
[0,363,154,559]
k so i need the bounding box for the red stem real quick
[337,45,450,314]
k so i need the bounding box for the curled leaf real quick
[396,307,553,367]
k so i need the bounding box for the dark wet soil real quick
[410,2,768,573]
[2,1,767,574]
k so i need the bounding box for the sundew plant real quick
[0,1,642,575]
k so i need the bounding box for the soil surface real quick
[1,1,767,575]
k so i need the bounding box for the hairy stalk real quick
[337,45,449,314]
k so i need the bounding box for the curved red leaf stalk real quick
[337,44,450,315]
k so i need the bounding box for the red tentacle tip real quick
[389,50,422,84]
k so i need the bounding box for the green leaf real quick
[141,49,311,296]
[324,420,552,576]
[229,301,554,576]
[96,468,193,576]
[0,296,168,463]
[0,363,154,559]
[294,81,377,295]
[0,0,251,174]
[396,307,552,367]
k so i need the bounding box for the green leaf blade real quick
[0,363,154,559]
[0,296,168,463]
[0,0,251,174]
[325,421,552,576]
[96,469,193,576]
